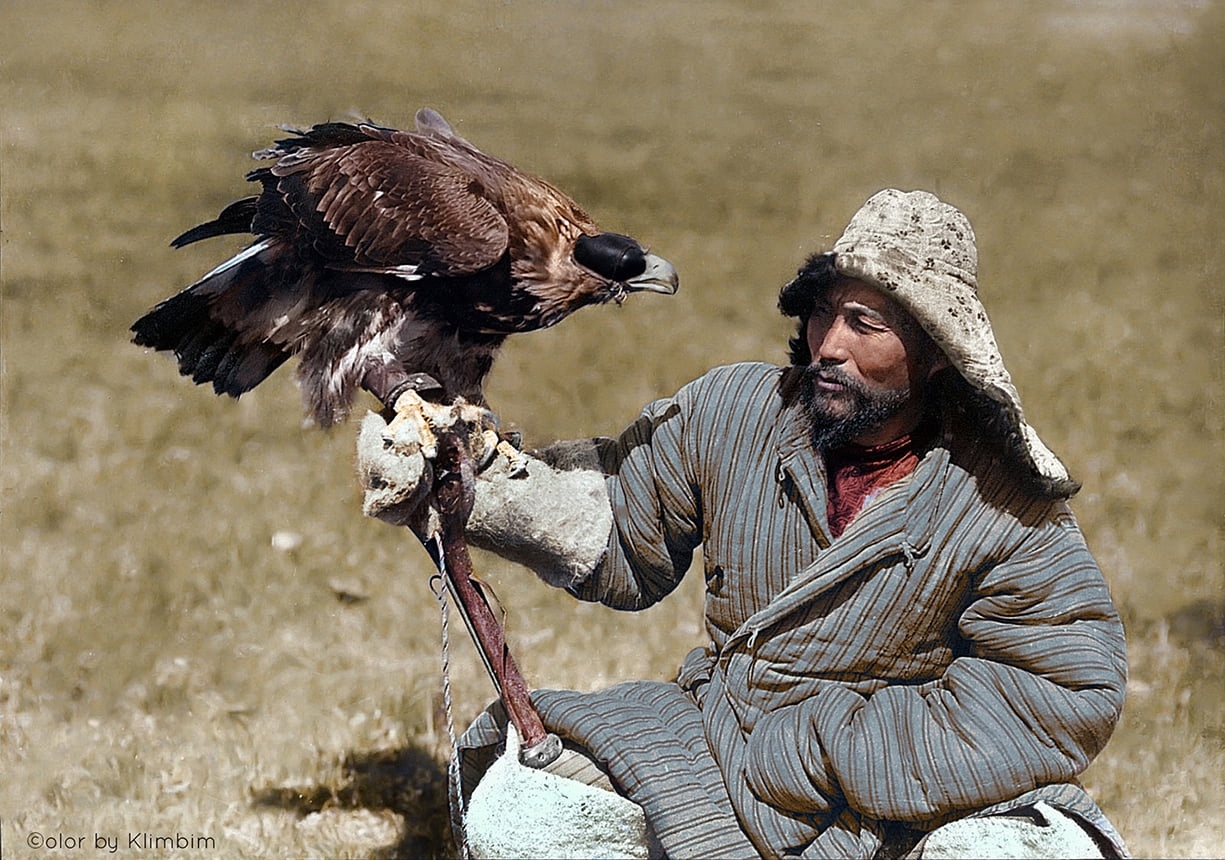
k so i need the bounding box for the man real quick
[359,189,1129,858]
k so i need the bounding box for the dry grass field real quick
[2,1,1222,857]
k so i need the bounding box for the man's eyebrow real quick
[842,301,890,322]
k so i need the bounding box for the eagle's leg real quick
[362,367,446,460]
[363,365,526,475]
[494,439,530,477]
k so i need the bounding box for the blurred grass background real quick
[1,0,1221,856]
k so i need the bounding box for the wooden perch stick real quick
[431,427,562,769]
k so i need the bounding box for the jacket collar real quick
[774,397,833,550]
[732,381,952,646]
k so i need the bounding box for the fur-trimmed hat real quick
[830,188,1072,489]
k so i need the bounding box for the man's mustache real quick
[804,362,869,396]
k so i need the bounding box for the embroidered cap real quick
[831,188,1071,487]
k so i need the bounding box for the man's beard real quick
[799,363,913,451]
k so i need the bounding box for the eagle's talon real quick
[501,429,523,451]
[449,399,493,431]
[467,429,499,471]
[497,440,530,478]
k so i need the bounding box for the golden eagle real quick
[132,108,678,426]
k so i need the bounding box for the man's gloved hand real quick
[356,407,613,591]
[356,397,496,538]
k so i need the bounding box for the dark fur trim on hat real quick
[779,252,840,366]
[931,369,1081,500]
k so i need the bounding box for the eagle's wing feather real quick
[268,140,509,277]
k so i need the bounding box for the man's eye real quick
[852,315,888,333]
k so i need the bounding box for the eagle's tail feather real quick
[175,319,228,380]
[214,340,289,398]
[182,328,239,386]
[171,197,260,248]
[132,289,206,351]
[131,270,290,399]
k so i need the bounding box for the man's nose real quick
[816,317,852,363]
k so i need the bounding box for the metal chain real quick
[430,535,470,860]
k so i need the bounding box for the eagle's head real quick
[573,232,679,304]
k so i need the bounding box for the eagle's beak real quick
[624,252,679,295]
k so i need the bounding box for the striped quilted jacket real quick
[462,361,1128,858]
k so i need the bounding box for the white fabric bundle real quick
[464,726,652,860]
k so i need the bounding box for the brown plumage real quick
[132,108,678,426]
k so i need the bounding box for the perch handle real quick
[431,427,562,769]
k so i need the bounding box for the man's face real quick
[801,278,947,448]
